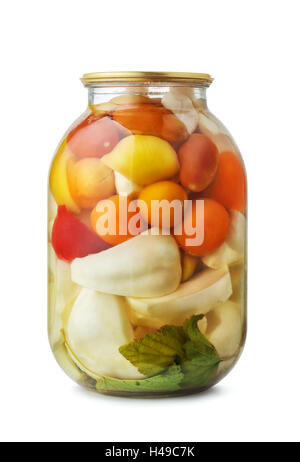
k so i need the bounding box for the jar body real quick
[48,80,247,396]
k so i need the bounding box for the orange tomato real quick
[205,151,246,211]
[113,104,188,143]
[138,181,187,229]
[178,134,219,192]
[174,198,230,256]
[90,195,147,245]
[67,115,119,159]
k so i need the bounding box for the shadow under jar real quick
[48,72,247,397]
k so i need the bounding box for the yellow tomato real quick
[138,181,187,229]
[49,139,80,214]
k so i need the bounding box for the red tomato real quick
[205,151,246,211]
[178,134,219,192]
[67,115,119,159]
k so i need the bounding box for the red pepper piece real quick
[51,205,111,262]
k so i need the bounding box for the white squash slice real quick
[65,289,144,380]
[71,233,182,297]
[162,90,198,134]
[114,171,142,197]
[127,266,232,329]
[206,300,243,358]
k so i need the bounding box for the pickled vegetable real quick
[70,233,182,297]
[49,139,80,214]
[178,134,219,192]
[114,171,142,197]
[205,151,246,211]
[127,266,232,328]
[66,289,144,379]
[67,115,119,159]
[68,158,115,209]
[138,181,187,229]
[206,300,242,357]
[101,135,180,185]
[175,198,230,256]
[162,90,198,134]
[52,206,111,261]
[113,104,188,142]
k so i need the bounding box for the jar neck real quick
[87,85,208,108]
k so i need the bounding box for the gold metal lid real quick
[81,71,213,86]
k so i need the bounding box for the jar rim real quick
[81,71,213,86]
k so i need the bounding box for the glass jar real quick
[48,72,247,397]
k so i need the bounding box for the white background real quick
[0,0,299,443]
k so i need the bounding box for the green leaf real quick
[96,365,183,393]
[119,315,221,392]
[119,325,185,376]
[180,356,220,388]
[183,314,216,355]
[181,315,220,388]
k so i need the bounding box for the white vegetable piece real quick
[206,300,242,358]
[162,90,198,134]
[48,245,80,347]
[127,266,232,328]
[198,112,222,136]
[170,87,197,100]
[198,113,241,155]
[65,289,143,380]
[71,233,181,297]
[114,171,142,197]
[197,316,208,335]
[202,211,246,269]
